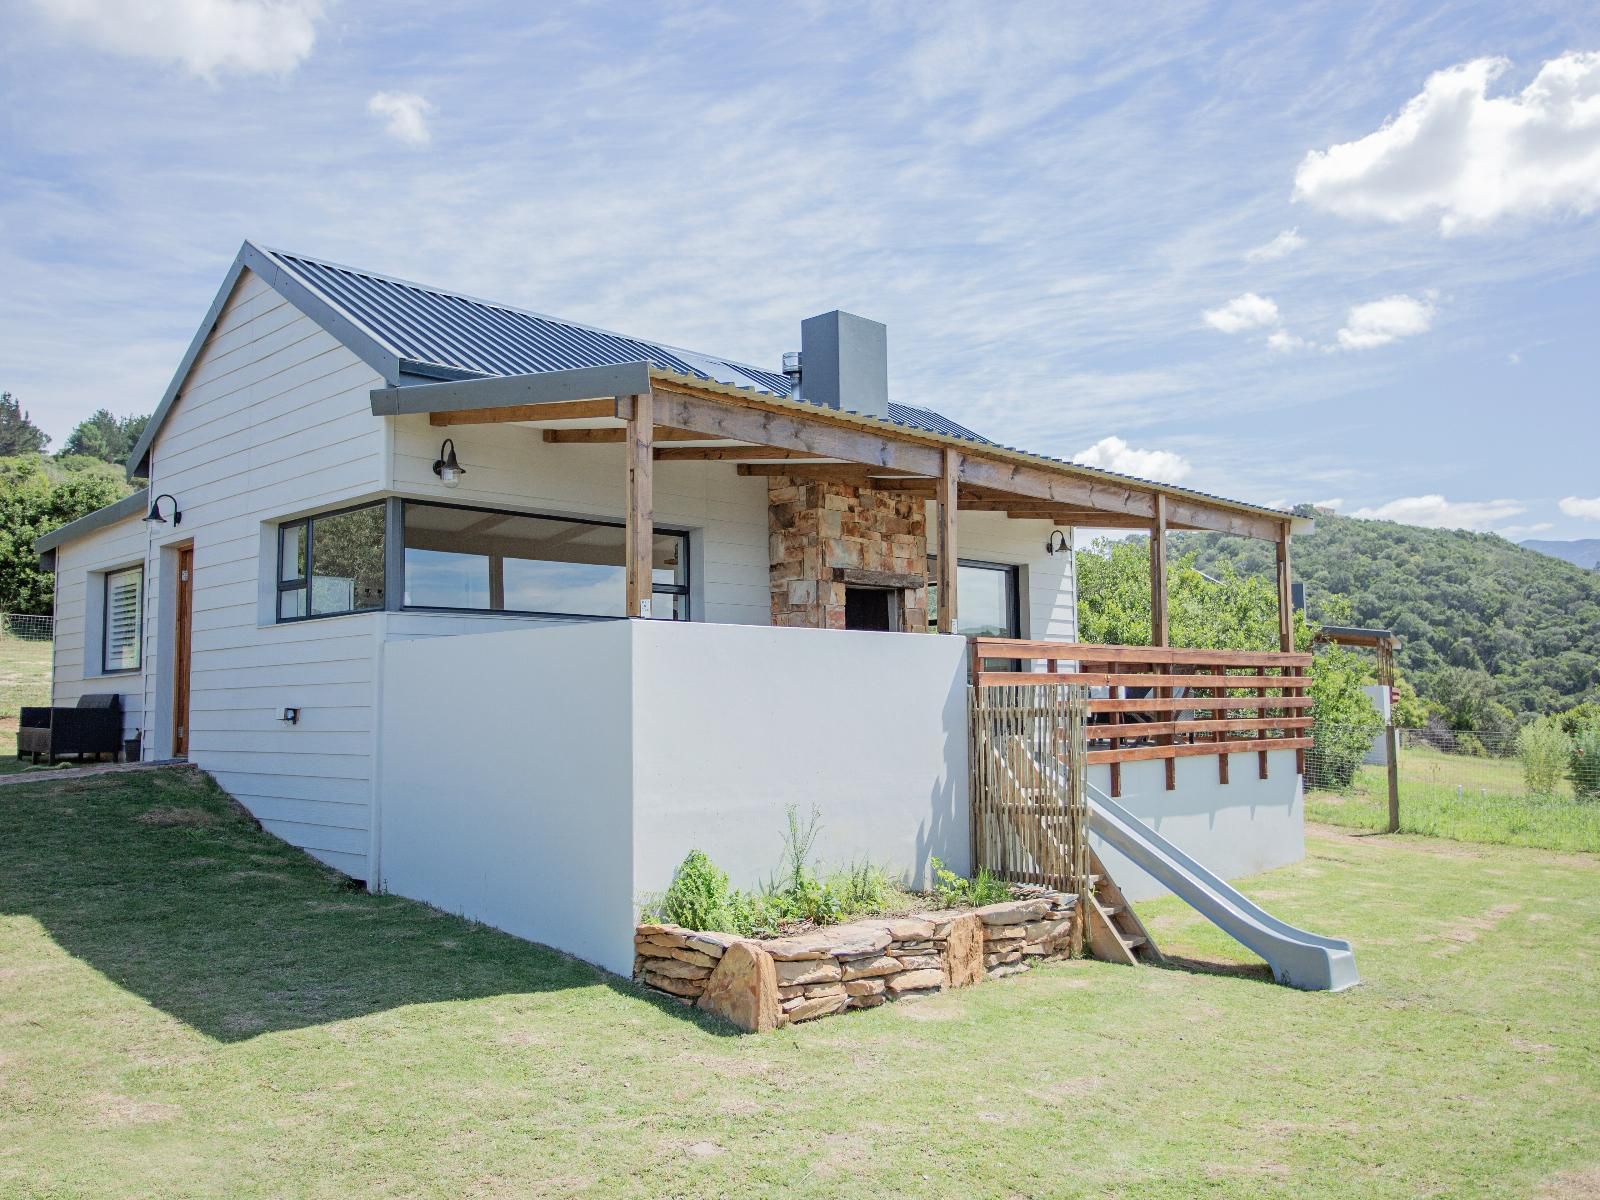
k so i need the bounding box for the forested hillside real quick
[1174,509,1600,721]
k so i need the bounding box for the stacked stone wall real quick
[634,891,1076,1032]
[767,478,928,629]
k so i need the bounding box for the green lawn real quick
[1309,742,1600,853]
[2,768,1597,1198]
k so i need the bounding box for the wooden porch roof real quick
[371,361,1309,543]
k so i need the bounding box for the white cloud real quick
[1312,497,1344,510]
[1559,496,1600,521]
[1350,494,1526,531]
[1336,294,1433,349]
[1507,351,1521,365]
[1245,228,1306,262]
[368,92,436,147]
[1499,522,1554,539]
[1294,52,1600,235]
[1266,328,1308,353]
[30,0,321,79]
[1074,436,1192,483]
[1203,292,1279,333]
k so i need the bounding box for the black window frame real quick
[101,565,144,674]
[957,558,1023,639]
[275,500,389,624]
[399,498,692,622]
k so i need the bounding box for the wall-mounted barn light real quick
[433,439,466,488]
[1045,529,1069,556]
[143,493,182,526]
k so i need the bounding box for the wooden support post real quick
[1150,495,1169,649]
[622,391,655,618]
[1276,522,1305,773]
[1386,723,1401,833]
[1151,496,1175,790]
[937,447,960,634]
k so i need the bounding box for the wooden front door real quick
[173,545,194,758]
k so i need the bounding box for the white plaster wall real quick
[46,512,149,741]
[629,620,970,897]
[1088,752,1305,901]
[375,619,968,974]
[377,621,637,974]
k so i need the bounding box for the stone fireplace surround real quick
[767,476,930,631]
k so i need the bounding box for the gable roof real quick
[127,241,989,476]
[124,240,1302,537]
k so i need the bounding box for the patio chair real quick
[16,694,124,765]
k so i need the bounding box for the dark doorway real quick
[844,587,894,631]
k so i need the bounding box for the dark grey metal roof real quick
[258,247,995,445]
[122,240,1297,533]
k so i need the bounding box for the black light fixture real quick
[144,493,182,526]
[433,438,466,488]
[1045,529,1069,556]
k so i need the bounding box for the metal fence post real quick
[1385,723,1401,833]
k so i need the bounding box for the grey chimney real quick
[798,310,888,420]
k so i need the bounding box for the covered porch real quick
[370,357,1308,648]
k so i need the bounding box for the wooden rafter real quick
[431,398,618,426]
[542,427,718,444]
[654,446,826,462]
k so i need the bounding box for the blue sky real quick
[3,1,1598,539]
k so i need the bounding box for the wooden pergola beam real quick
[543,427,718,444]
[654,446,826,462]
[431,398,618,426]
[735,463,923,481]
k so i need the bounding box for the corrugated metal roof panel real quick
[256,246,1292,523]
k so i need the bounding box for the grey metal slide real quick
[1088,783,1360,992]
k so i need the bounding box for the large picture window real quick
[102,566,143,672]
[402,501,689,620]
[276,502,387,621]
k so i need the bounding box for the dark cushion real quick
[76,693,122,711]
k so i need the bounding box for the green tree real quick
[0,393,49,456]
[61,410,151,465]
[1076,536,1378,777]
[0,456,133,615]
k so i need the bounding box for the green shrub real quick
[1308,646,1384,790]
[641,849,756,935]
[929,857,1011,908]
[1571,727,1600,803]
[1517,718,1570,795]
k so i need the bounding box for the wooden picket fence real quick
[969,682,1091,953]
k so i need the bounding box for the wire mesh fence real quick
[1,613,53,642]
[1306,724,1600,853]
[1,614,54,723]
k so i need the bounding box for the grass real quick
[1310,742,1600,853]
[2,769,1597,1197]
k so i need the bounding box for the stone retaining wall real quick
[634,890,1077,1032]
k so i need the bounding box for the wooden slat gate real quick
[969,680,1091,955]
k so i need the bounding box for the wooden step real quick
[1121,934,1147,949]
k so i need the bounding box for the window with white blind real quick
[102,567,143,673]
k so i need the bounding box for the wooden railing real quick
[969,639,1313,792]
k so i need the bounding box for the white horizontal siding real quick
[954,509,1078,640]
[47,513,149,743]
[134,266,387,879]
